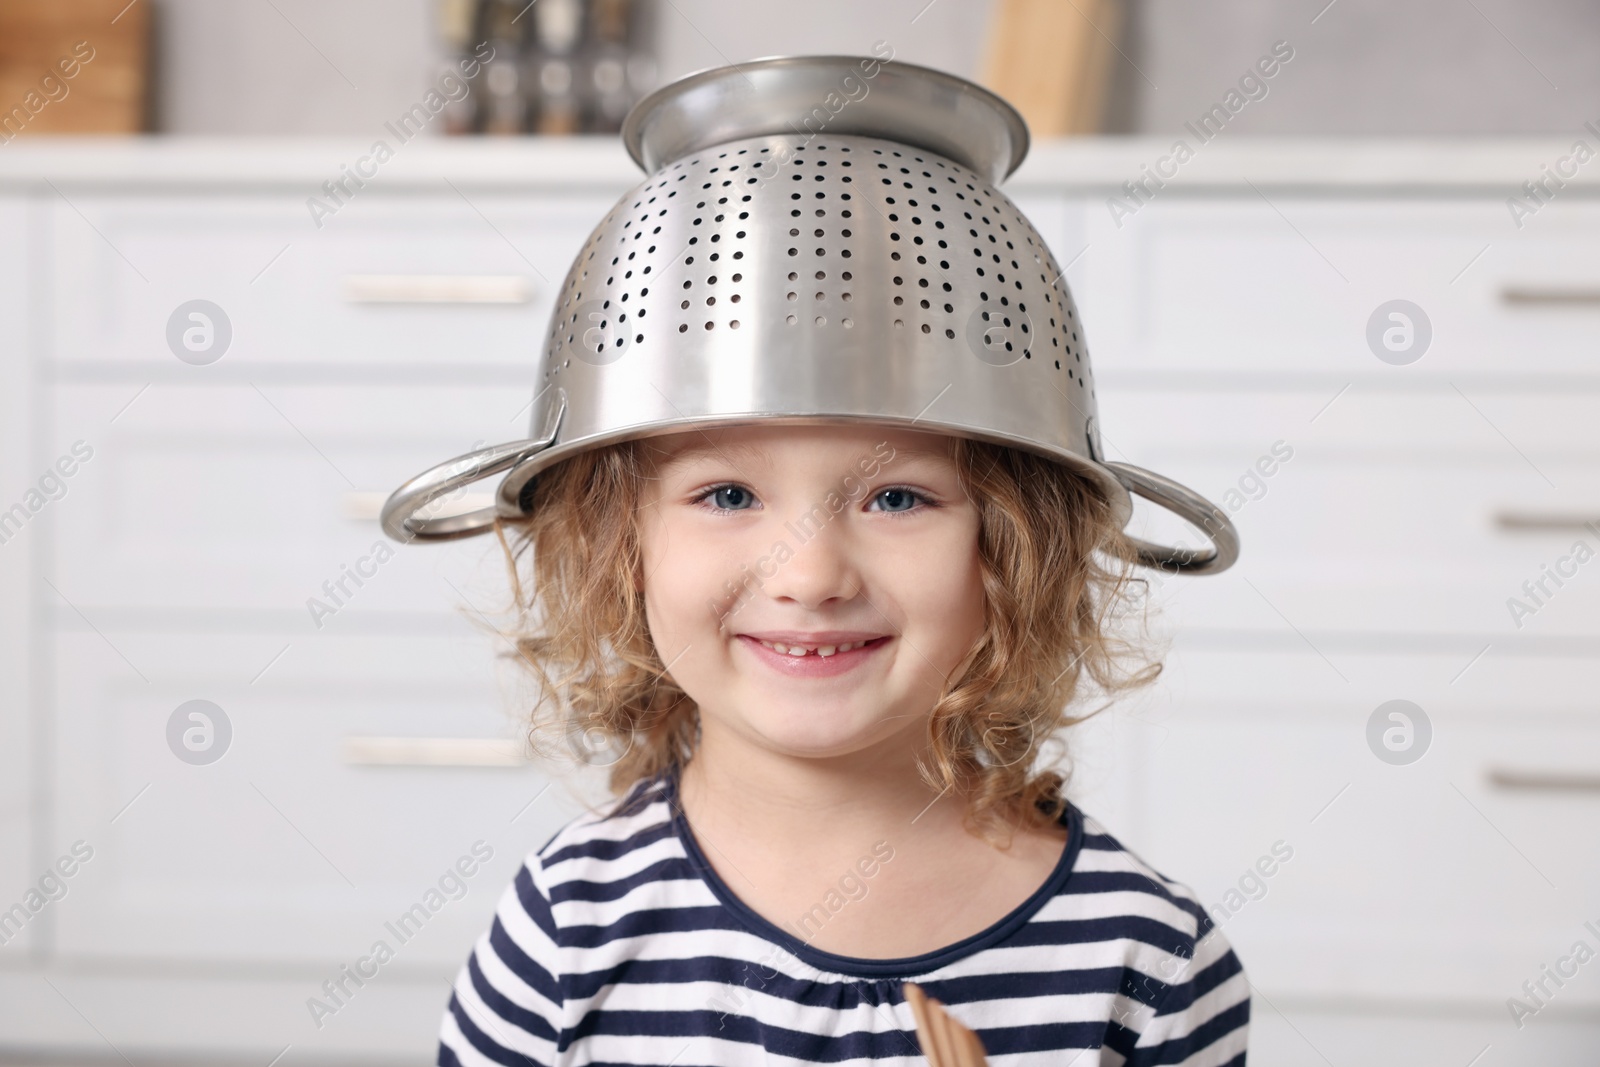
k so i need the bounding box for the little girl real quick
[386,53,1249,1067]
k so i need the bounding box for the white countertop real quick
[0,135,1597,195]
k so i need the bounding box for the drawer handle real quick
[1494,510,1600,533]
[343,490,494,522]
[342,736,528,767]
[1487,767,1600,793]
[341,275,534,304]
[1500,286,1600,307]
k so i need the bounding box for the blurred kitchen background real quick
[2,0,1599,1064]
[11,0,1600,136]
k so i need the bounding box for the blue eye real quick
[700,485,755,511]
[872,487,921,513]
[692,483,934,516]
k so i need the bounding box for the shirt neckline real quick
[658,769,1084,979]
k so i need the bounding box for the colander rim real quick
[491,412,1135,533]
[619,53,1032,185]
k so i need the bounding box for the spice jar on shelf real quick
[435,0,657,135]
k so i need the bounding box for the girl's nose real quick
[756,514,865,612]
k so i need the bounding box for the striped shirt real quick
[438,773,1250,1066]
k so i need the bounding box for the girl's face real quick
[635,424,987,761]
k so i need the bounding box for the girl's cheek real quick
[643,522,720,622]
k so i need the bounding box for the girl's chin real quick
[724,702,915,759]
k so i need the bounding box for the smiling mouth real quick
[749,636,890,658]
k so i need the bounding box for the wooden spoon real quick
[904,982,990,1067]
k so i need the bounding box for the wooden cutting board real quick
[979,0,1124,136]
[0,0,151,136]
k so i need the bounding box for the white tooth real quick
[840,642,858,652]
[817,645,837,657]
[784,645,807,657]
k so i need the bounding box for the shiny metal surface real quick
[621,53,1030,186]
[381,55,1239,575]
[383,396,562,541]
[1106,462,1239,574]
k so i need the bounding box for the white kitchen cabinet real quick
[3,140,1599,1063]
[45,382,540,615]
[1099,387,1600,637]
[46,193,615,368]
[1113,644,1600,1001]
[1096,385,1600,458]
[48,626,587,965]
[1118,453,1600,637]
[1074,197,1600,378]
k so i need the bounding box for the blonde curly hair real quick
[489,431,1164,845]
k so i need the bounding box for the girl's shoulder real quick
[1058,810,1243,1002]
[1069,811,1213,931]
[522,774,681,890]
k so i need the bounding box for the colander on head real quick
[381,54,1239,575]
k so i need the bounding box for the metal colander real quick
[381,54,1239,575]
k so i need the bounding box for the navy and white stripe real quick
[439,774,1249,1066]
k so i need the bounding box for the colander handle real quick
[380,437,553,543]
[1104,461,1240,576]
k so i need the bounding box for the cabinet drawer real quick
[47,192,615,367]
[1111,445,1600,639]
[47,383,539,616]
[50,627,587,965]
[1150,643,1600,713]
[1106,653,1600,1005]
[1098,386,1600,458]
[1075,198,1600,377]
